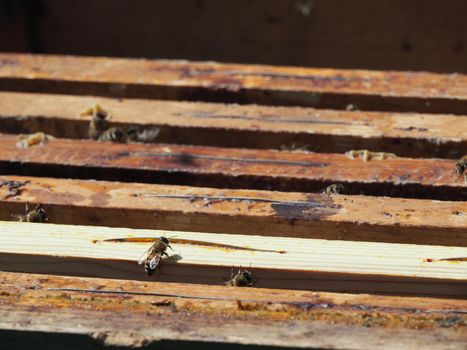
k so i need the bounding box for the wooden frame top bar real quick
[0,272,465,349]
[1,221,466,296]
[0,134,464,200]
[0,92,465,158]
[1,54,467,113]
[1,176,466,246]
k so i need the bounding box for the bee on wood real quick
[14,203,48,223]
[126,126,161,143]
[455,155,467,181]
[345,150,397,161]
[322,183,344,195]
[226,266,254,287]
[82,104,109,140]
[138,236,173,276]
[16,132,53,149]
[98,127,127,143]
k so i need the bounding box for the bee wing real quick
[137,127,160,143]
[138,247,152,265]
[10,214,25,221]
[148,253,162,270]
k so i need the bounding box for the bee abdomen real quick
[98,127,127,143]
[144,262,155,276]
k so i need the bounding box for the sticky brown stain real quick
[271,194,341,222]
[97,236,286,254]
[0,58,18,67]
[424,257,467,263]
[26,189,85,204]
[177,152,197,165]
[89,192,111,207]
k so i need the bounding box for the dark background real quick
[1,0,466,73]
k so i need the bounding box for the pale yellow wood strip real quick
[1,221,466,281]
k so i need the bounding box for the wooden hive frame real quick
[0,53,466,349]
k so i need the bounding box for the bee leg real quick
[167,244,174,251]
[230,268,235,280]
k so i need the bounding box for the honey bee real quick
[322,183,344,195]
[226,266,254,287]
[126,126,161,143]
[16,132,52,149]
[14,203,48,223]
[345,150,397,161]
[138,236,173,276]
[455,155,467,181]
[98,127,127,143]
[83,104,109,140]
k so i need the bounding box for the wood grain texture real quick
[0,134,464,200]
[0,221,466,296]
[0,92,465,158]
[1,273,466,349]
[1,176,466,246]
[0,53,467,113]
[0,272,465,349]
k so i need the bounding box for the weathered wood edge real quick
[0,92,465,158]
[0,54,467,114]
[0,272,465,349]
[0,135,465,201]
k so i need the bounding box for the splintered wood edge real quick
[0,221,466,296]
[0,175,466,246]
[0,54,467,115]
[0,92,465,158]
[0,272,465,349]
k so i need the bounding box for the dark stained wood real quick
[0,134,464,200]
[0,92,465,158]
[0,54,467,113]
[1,176,466,246]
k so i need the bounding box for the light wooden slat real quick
[0,134,464,200]
[1,176,466,246]
[0,92,465,158]
[1,221,466,296]
[0,53,467,114]
[0,272,465,349]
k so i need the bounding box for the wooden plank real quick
[1,176,466,246]
[0,53,467,114]
[1,221,466,296]
[1,272,465,349]
[0,92,465,158]
[0,134,464,200]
